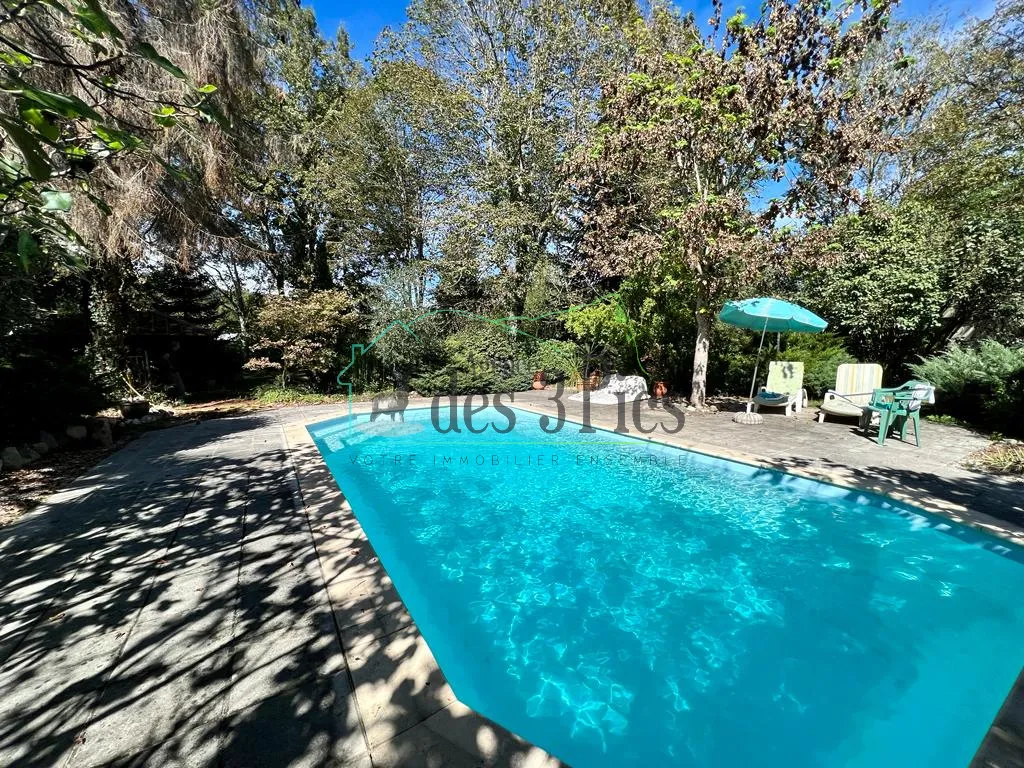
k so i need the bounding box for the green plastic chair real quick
[859,380,934,447]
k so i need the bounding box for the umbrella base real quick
[732,411,764,425]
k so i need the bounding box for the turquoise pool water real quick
[310,406,1024,767]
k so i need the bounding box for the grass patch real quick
[925,414,969,428]
[249,385,384,405]
[251,386,349,405]
[964,442,1024,475]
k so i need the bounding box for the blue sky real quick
[308,0,991,60]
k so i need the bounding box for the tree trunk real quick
[690,295,712,408]
[312,237,332,290]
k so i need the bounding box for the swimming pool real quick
[309,405,1024,767]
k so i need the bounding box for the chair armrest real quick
[825,390,859,406]
[870,387,896,406]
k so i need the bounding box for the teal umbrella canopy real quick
[719,297,828,334]
[719,297,828,422]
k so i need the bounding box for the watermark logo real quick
[337,295,685,438]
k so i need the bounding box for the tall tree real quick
[229,0,359,294]
[2,0,256,377]
[902,1,1024,343]
[0,0,236,348]
[574,0,925,406]
[383,0,635,315]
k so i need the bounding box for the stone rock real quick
[1,446,26,470]
[66,425,88,440]
[31,441,49,456]
[39,431,59,450]
[90,420,113,448]
[20,444,40,462]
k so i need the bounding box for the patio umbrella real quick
[718,297,828,419]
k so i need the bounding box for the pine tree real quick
[144,265,222,335]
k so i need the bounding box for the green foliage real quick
[0,0,225,273]
[387,0,632,315]
[942,217,1024,342]
[707,324,760,396]
[910,341,1024,436]
[250,385,348,405]
[406,323,579,396]
[521,262,562,339]
[802,202,949,372]
[247,290,360,391]
[140,264,222,333]
[574,0,921,404]
[705,328,857,399]
[564,298,639,374]
[772,333,857,398]
[5,0,1024,434]
[530,340,582,384]
[412,325,529,395]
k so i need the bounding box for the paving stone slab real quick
[372,700,561,768]
[70,646,233,767]
[341,623,457,749]
[226,624,346,716]
[219,673,369,768]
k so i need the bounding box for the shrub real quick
[247,290,360,392]
[250,385,346,405]
[773,332,857,399]
[706,328,855,399]
[406,323,575,395]
[708,324,760,396]
[365,307,446,386]
[564,299,637,374]
[0,309,113,443]
[801,202,950,372]
[910,341,1024,436]
[530,340,582,384]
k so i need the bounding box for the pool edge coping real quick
[281,408,568,768]
[283,398,1024,768]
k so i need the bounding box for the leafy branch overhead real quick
[0,0,226,270]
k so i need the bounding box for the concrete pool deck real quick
[0,395,1021,766]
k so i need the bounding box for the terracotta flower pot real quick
[584,371,603,391]
[532,370,546,390]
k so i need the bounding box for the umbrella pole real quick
[746,316,770,413]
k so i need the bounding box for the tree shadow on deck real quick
[0,413,554,767]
